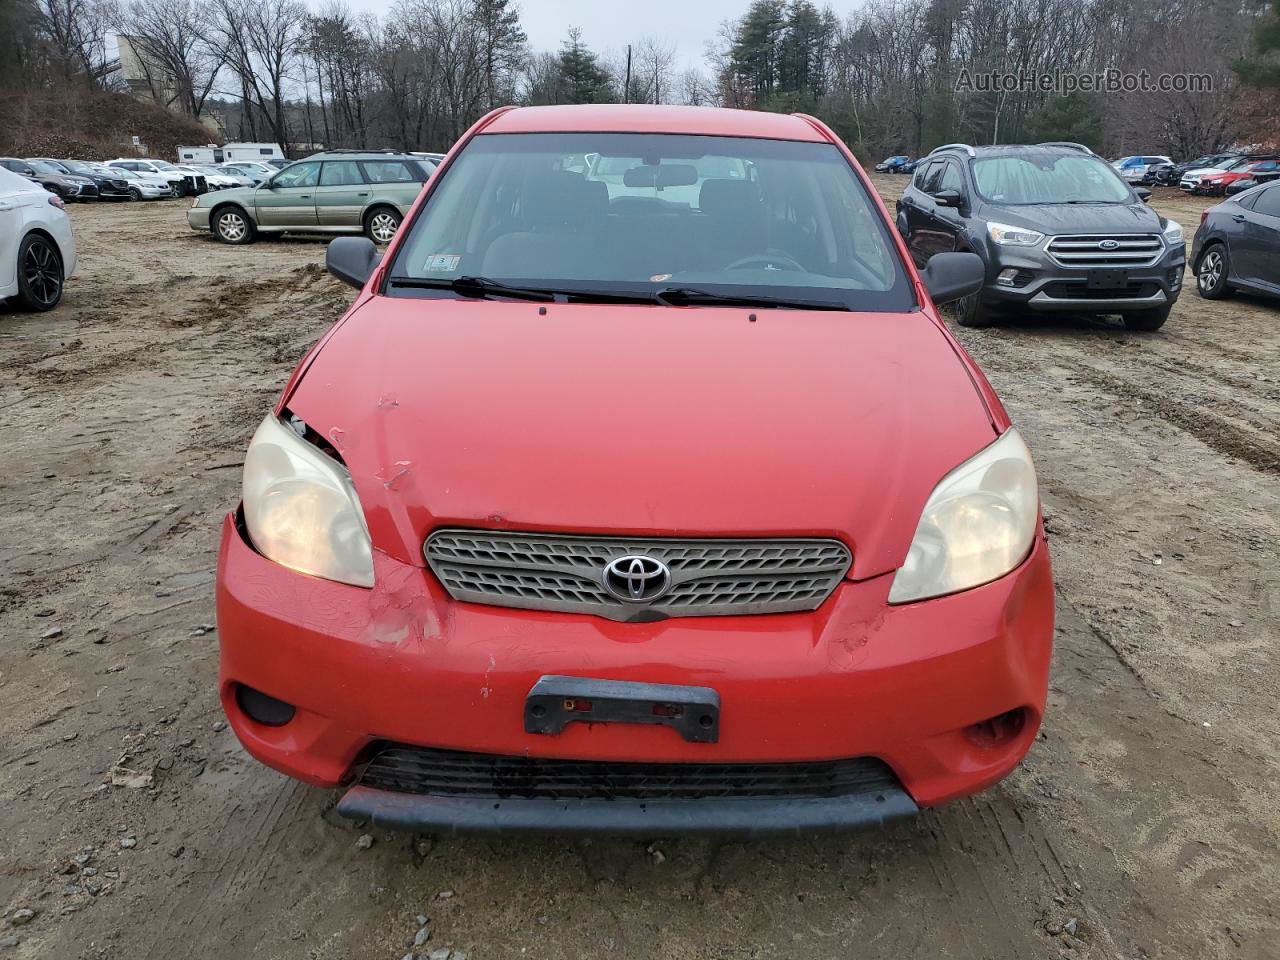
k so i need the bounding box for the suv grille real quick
[424,529,851,621]
[356,743,902,801]
[1046,234,1164,267]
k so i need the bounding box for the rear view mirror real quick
[327,236,381,290]
[921,252,985,305]
[622,164,698,188]
[932,189,963,208]
[1135,187,1152,203]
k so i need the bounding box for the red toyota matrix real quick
[216,105,1054,834]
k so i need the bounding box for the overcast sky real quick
[343,0,751,72]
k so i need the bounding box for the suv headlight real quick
[242,414,375,587]
[1162,219,1183,246]
[987,222,1045,247]
[888,429,1039,604]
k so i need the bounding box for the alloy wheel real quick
[370,212,399,244]
[21,237,62,308]
[218,212,247,242]
[1198,250,1222,292]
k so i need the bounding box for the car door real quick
[255,161,319,227]
[899,161,940,266]
[1238,185,1280,291]
[910,159,966,264]
[314,160,369,227]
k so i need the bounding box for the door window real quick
[913,161,937,190]
[922,163,946,194]
[938,161,963,194]
[321,161,365,186]
[1253,185,1280,217]
[272,163,320,188]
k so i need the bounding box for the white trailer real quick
[176,142,285,164]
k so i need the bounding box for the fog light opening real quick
[234,684,297,727]
[995,268,1019,287]
[964,708,1027,748]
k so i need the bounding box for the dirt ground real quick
[1,178,1277,960]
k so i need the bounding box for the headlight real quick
[242,414,375,587]
[987,222,1045,247]
[888,429,1039,604]
[1162,219,1184,245]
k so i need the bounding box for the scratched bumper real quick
[216,510,1054,810]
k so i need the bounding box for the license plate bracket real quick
[524,676,721,744]
[1085,268,1130,290]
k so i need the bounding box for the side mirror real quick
[932,189,964,208]
[921,251,985,305]
[327,236,381,290]
[1135,187,1152,203]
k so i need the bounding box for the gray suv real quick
[187,150,432,245]
[896,142,1185,330]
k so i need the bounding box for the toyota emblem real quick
[1098,239,1120,250]
[602,555,672,603]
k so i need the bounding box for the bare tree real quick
[118,0,223,116]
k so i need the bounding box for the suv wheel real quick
[213,207,255,245]
[948,289,993,328]
[1195,245,1233,300]
[365,206,402,245]
[128,187,143,201]
[16,233,64,311]
[1121,303,1172,331]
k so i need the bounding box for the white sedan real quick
[0,166,77,311]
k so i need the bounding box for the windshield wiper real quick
[654,287,850,311]
[387,275,555,302]
[387,275,664,305]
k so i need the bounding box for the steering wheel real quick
[724,252,806,273]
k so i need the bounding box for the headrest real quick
[699,178,761,216]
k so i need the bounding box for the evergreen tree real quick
[557,28,615,104]
[1235,0,1280,90]
[471,0,527,110]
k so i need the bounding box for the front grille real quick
[424,529,851,621]
[356,743,902,801]
[1041,280,1162,300]
[1046,233,1164,267]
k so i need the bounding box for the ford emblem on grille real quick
[1098,239,1120,250]
[602,555,671,603]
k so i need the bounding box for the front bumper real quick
[216,513,1054,831]
[187,206,211,231]
[982,239,1185,312]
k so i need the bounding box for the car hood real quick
[1185,166,1227,178]
[285,299,1000,580]
[196,185,257,205]
[978,200,1162,234]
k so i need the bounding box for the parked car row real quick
[0,154,299,202]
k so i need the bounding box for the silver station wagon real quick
[187,150,433,245]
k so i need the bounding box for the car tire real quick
[213,206,256,245]
[364,206,402,245]
[15,232,64,311]
[1121,303,1172,331]
[948,289,993,328]
[128,187,143,201]
[1195,244,1233,300]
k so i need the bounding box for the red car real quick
[1198,159,1280,195]
[216,105,1054,834]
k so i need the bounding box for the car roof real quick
[482,105,828,143]
[300,151,422,161]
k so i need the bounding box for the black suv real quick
[896,142,1185,330]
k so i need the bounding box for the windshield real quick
[973,154,1132,204]
[29,159,67,175]
[389,132,911,311]
[150,160,177,170]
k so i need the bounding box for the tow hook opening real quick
[964,708,1027,749]
[234,684,297,727]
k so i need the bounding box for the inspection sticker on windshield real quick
[423,254,461,272]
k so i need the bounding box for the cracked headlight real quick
[987,222,1045,247]
[888,429,1039,604]
[242,414,374,587]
